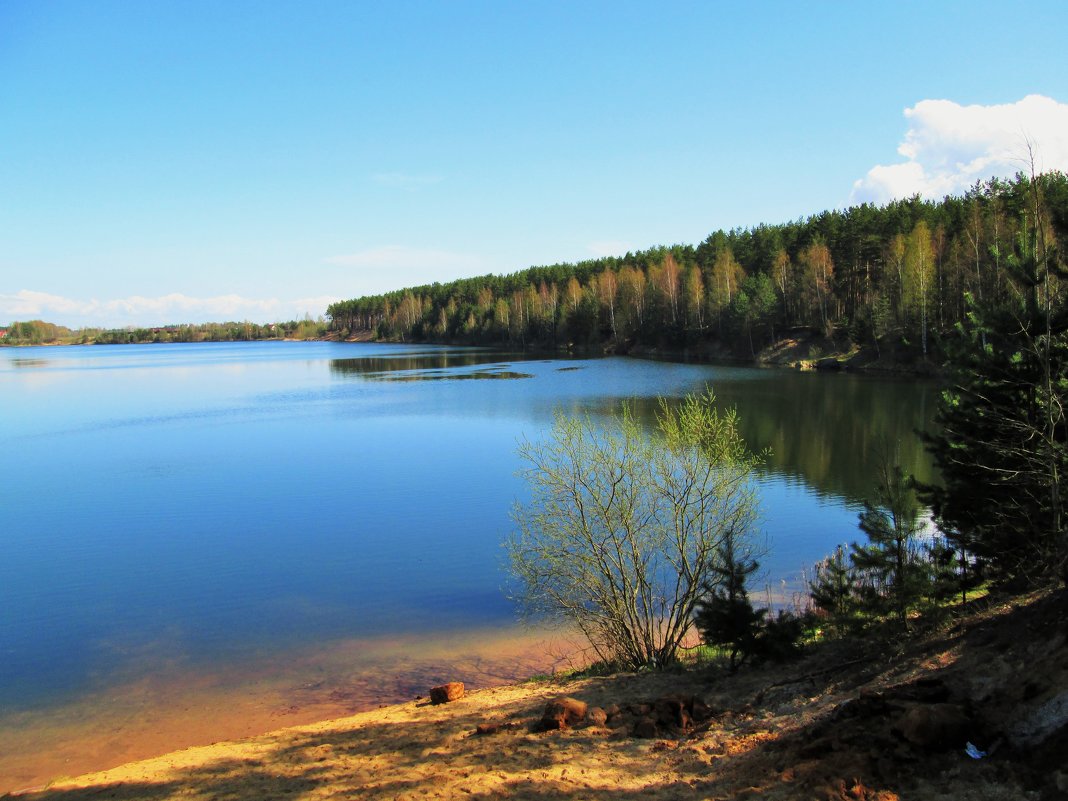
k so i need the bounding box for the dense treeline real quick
[810,167,1068,605]
[1,318,329,346]
[85,318,328,345]
[328,172,1068,360]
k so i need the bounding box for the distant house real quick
[0,328,8,338]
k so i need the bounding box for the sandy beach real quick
[8,590,1066,801]
[0,627,584,796]
[8,667,799,800]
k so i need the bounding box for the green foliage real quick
[730,272,780,355]
[1,319,329,346]
[693,539,764,672]
[926,539,978,607]
[694,540,807,669]
[849,464,929,625]
[756,610,807,662]
[2,320,73,344]
[508,392,762,670]
[922,205,1068,586]
[82,318,327,344]
[869,294,893,354]
[811,462,974,633]
[326,172,1068,364]
[809,545,861,634]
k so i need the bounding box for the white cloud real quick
[0,290,339,329]
[851,94,1068,205]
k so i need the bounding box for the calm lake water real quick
[0,341,936,783]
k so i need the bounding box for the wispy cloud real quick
[0,290,339,329]
[851,94,1068,205]
[370,172,444,190]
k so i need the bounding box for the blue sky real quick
[3,0,1067,328]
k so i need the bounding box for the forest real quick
[0,318,328,346]
[327,172,1068,364]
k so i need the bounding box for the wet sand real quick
[0,626,582,795]
[6,669,734,801]
[13,590,1066,801]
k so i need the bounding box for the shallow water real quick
[0,341,937,789]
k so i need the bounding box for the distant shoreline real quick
[1,333,943,378]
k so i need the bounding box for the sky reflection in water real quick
[0,341,937,713]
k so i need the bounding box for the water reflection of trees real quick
[549,372,938,505]
[8,358,51,369]
[330,351,938,505]
[329,350,540,378]
[711,372,938,503]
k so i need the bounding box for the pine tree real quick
[809,545,859,634]
[850,463,928,626]
[922,227,1068,586]
[694,538,764,671]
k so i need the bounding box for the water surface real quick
[0,341,937,787]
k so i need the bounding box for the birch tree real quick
[596,269,619,340]
[799,240,834,331]
[904,220,935,356]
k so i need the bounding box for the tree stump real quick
[429,682,465,704]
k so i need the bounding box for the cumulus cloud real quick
[0,290,338,329]
[851,94,1068,205]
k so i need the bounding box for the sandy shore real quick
[7,591,1066,800]
[0,627,584,796]
[11,670,754,801]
